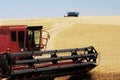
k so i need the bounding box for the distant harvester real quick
[64,12,79,17]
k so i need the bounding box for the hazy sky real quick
[0,0,120,18]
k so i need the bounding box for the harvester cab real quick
[0,25,49,53]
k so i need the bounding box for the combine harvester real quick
[0,25,98,80]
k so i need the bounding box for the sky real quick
[0,0,120,19]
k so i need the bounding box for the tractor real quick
[0,25,98,80]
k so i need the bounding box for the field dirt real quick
[0,16,120,80]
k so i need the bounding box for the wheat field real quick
[0,16,120,80]
[54,16,120,80]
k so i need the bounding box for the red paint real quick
[12,61,74,70]
[0,25,26,53]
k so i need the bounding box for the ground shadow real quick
[67,72,92,80]
[68,71,120,80]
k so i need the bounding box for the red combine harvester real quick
[0,25,98,80]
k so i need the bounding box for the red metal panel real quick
[10,38,20,52]
[9,25,26,52]
[0,35,10,53]
[0,25,27,52]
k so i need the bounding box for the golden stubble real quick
[55,23,120,73]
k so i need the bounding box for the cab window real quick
[11,31,16,41]
[18,31,24,48]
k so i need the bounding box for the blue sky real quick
[0,0,120,18]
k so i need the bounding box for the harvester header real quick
[0,46,98,80]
